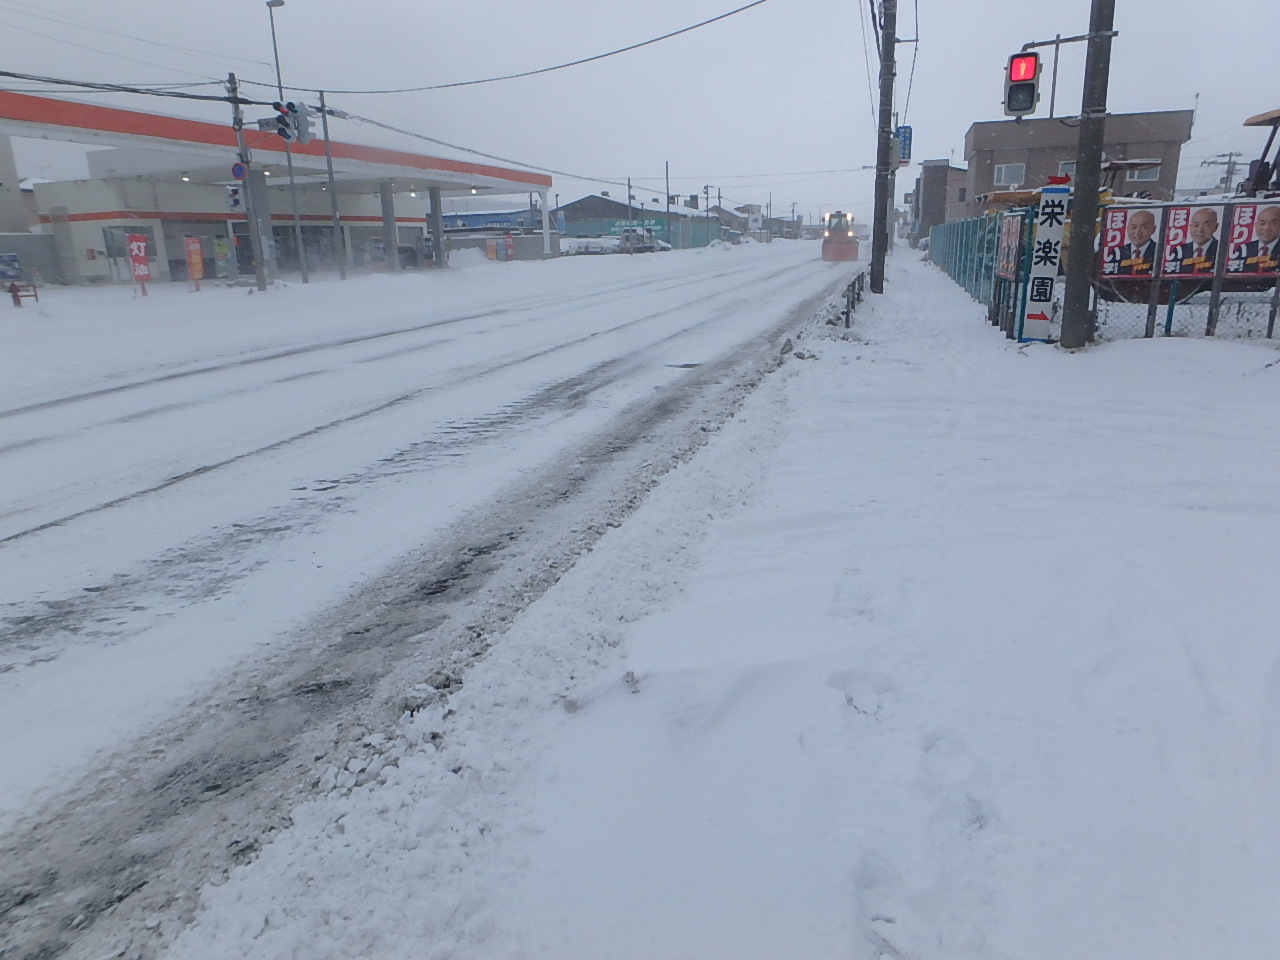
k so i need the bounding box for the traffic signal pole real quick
[869,0,897,295]
[1059,0,1116,348]
[228,74,268,292]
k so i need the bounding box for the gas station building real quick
[0,91,555,284]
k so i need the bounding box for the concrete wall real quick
[0,233,60,283]
[447,233,559,260]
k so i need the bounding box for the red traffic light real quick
[1008,53,1039,82]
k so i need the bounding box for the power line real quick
[900,0,919,123]
[618,167,878,182]
[855,0,878,131]
[341,111,625,188]
[0,18,228,81]
[0,0,268,69]
[241,0,774,95]
[0,81,219,92]
[0,70,270,105]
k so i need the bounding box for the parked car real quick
[619,226,657,254]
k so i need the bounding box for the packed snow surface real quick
[7,244,1280,958]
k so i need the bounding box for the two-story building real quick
[952,109,1195,219]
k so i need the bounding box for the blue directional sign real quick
[894,125,913,166]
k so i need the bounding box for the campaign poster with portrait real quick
[995,212,1023,280]
[1224,203,1280,277]
[1100,206,1161,278]
[1162,205,1224,278]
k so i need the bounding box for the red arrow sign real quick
[1047,175,1071,184]
[1025,311,1051,323]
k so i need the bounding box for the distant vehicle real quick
[821,211,860,262]
[583,236,621,254]
[620,225,658,254]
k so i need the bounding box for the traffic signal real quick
[225,185,243,210]
[272,101,296,141]
[293,102,314,145]
[1003,52,1041,117]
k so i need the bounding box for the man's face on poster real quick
[1189,208,1218,245]
[1126,211,1155,248]
[1255,206,1280,245]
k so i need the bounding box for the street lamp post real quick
[266,0,309,283]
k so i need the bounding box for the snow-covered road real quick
[7,240,1280,960]
[1,241,847,957]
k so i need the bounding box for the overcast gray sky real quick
[2,0,1273,221]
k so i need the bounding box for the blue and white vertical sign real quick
[894,125,912,166]
[1021,180,1071,341]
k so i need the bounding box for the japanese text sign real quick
[1022,184,1070,341]
[127,234,151,283]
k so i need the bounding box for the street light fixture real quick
[265,0,309,283]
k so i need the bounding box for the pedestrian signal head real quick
[1004,52,1041,117]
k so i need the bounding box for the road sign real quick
[894,125,912,166]
[1021,181,1070,341]
[231,162,247,181]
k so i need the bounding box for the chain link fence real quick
[1094,284,1279,341]
[929,207,1280,344]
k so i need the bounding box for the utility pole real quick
[870,0,897,294]
[317,91,346,280]
[266,2,308,283]
[1200,151,1243,192]
[227,74,268,292]
[665,160,671,246]
[1059,0,1116,349]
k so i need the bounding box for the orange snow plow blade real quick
[821,210,860,261]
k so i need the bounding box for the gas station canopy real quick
[0,91,552,197]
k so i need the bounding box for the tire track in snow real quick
[0,259,817,545]
[0,275,847,960]
[0,263,762,422]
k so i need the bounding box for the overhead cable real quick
[0,0,269,69]
[0,70,269,105]
[241,0,773,95]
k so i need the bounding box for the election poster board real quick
[1161,205,1224,278]
[1224,203,1280,277]
[1101,206,1161,278]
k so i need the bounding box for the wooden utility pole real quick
[1059,0,1116,348]
[870,0,897,294]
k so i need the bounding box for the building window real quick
[957,187,967,202]
[1058,160,1077,177]
[1127,165,1161,182]
[102,225,155,259]
[993,163,1026,187]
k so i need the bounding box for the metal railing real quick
[839,271,868,328]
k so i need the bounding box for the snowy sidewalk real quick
[166,252,1280,960]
